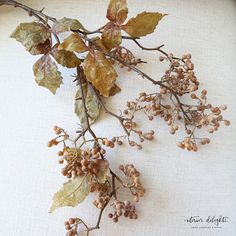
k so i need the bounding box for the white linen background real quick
[0,0,235,236]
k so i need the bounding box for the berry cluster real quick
[93,193,111,209]
[159,53,199,96]
[47,126,69,147]
[119,164,145,202]
[53,142,109,179]
[64,218,79,236]
[90,180,111,209]
[2,0,231,235]
[176,89,230,151]
[108,200,138,222]
[121,100,156,148]
[110,46,142,68]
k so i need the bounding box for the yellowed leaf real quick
[58,33,88,53]
[122,11,166,37]
[49,174,91,213]
[52,48,81,68]
[91,37,109,52]
[102,23,122,50]
[107,0,128,24]
[83,51,117,97]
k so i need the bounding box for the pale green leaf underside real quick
[52,17,86,34]
[10,22,50,54]
[49,174,91,213]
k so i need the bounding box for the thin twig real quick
[78,33,191,122]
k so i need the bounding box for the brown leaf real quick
[58,33,88,53]
[29,39,52,55]
[52,48,81,68]
[109,84,121,96]
[102,22,122,50]
[107,0,128,24]
[83,51,117,97]
[122,11,166,37]
[33,55,62,94]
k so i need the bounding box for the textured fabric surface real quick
[0,1,235,236]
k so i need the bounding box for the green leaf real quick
[52,48,81,68]
[107,0,128,24]
[75,83,100,127]
[83,51,117,97]
[96,159,109,184]
[58,33,88,53]
[10,22,51,54]
[122,12,166,37]
[33,55,62,94]
[49,174,92,213]
[52,17,86,34]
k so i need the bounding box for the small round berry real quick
[68,218,75,225]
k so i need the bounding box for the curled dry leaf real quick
[83,51,117,97]
[51,17,86,34]
[102,22,122,50]
[58,33,88,53]
[122,11,166,37]
[52,48,81,68]
[49,173,92,213]
[75,83,101,127]
[10,22,51,55]
[107,0,128,24]
[33,55,62,94]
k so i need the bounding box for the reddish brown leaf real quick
[109,84,121,96]
[107,0,128,24]
[29,39,52,55]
